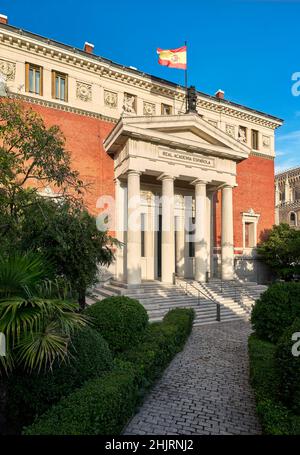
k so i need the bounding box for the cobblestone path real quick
[124,320,261,435]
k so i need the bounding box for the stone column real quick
[206,191,214,279]
[144,196,155,280]
[221,185,234,280]
[161,175,175,283]
[175,213,185,277]
[194,180,208,282]
[127,170,141,286]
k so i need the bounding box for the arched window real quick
[290,212,297,226]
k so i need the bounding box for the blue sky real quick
[1,0,300,172]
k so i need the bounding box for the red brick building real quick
[0,15,283,283]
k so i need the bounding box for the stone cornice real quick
[250,151,274,160]
[276,166,300,183]
[10,92,118,124]
[0,24,283,131]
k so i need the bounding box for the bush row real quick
[251,282,300,344]
[248,334,300,435]
[23,308,194,435]
[7,326,113,431]
[250,282,300,428]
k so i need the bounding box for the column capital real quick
[191,178,208,187]
[157,173,175,181]
[127,170,142,177]
[219,183,237,190]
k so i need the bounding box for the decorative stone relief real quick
[143,101,156,116]
[208,119,218,128]
[161,103,172,115]
[225,124,235,138]
[238,126,247,143]
[104,89,118,108]
[0,59,16,81]
[76,81,92,102]
[262,135,270,147]
[123,93,136,113]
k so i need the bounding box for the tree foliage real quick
[257,224,300,279]
[0,99,84,236]
[18,198,121,309]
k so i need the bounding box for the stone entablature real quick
[0,22,281,161]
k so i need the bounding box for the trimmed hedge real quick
[248,334,300,435]
[251,282,300,343]
[119,308,194,387]
[23,364,138,435]
[24,308,194,435]
[7,326,113,430]
[276,318,300,415]
[85,296,148,353]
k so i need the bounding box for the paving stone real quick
[124,320,261,435]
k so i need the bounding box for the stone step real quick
[88,277,264,326]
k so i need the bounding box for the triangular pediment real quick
[153,127,225,147]
[104,113,250,161]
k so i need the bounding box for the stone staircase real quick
[87,278,267,326]
[196,279,267,316]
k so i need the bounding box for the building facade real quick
[275,166,300,229]
[0,14,283,284]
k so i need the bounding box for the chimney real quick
[215,89,225,100]
[0,14,8,24]
[84,42,94,54]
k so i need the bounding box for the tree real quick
[18,198,121,310]
[0,98,84,245]
[257,223,300,280]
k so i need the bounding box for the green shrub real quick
[248,334,300,435]
[7,326,113,430]
[251,282,300,343]
[120,308,194,386]
[24,308,194,435]
[276,318,300,415]
[23,364,138,435]
[85,296,149,353]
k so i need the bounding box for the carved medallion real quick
[0,59,16,81]
[262,135,270,147]
[144,101,156,116]
[76,81,92,102]
[208,119,218,128]
[104,90,118,108]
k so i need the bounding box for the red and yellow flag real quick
[157,46,187,70]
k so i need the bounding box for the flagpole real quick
[185,40,188,113]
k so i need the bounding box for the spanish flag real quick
[157,46,187,70]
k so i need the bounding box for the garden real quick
[0,98,194,435]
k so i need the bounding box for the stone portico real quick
[104,113,250,286]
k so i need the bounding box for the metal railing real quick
[176,277,221,322]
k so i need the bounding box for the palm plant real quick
[0,252,88,375]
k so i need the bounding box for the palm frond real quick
[16,321,70,373]
[0,252,52,298]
